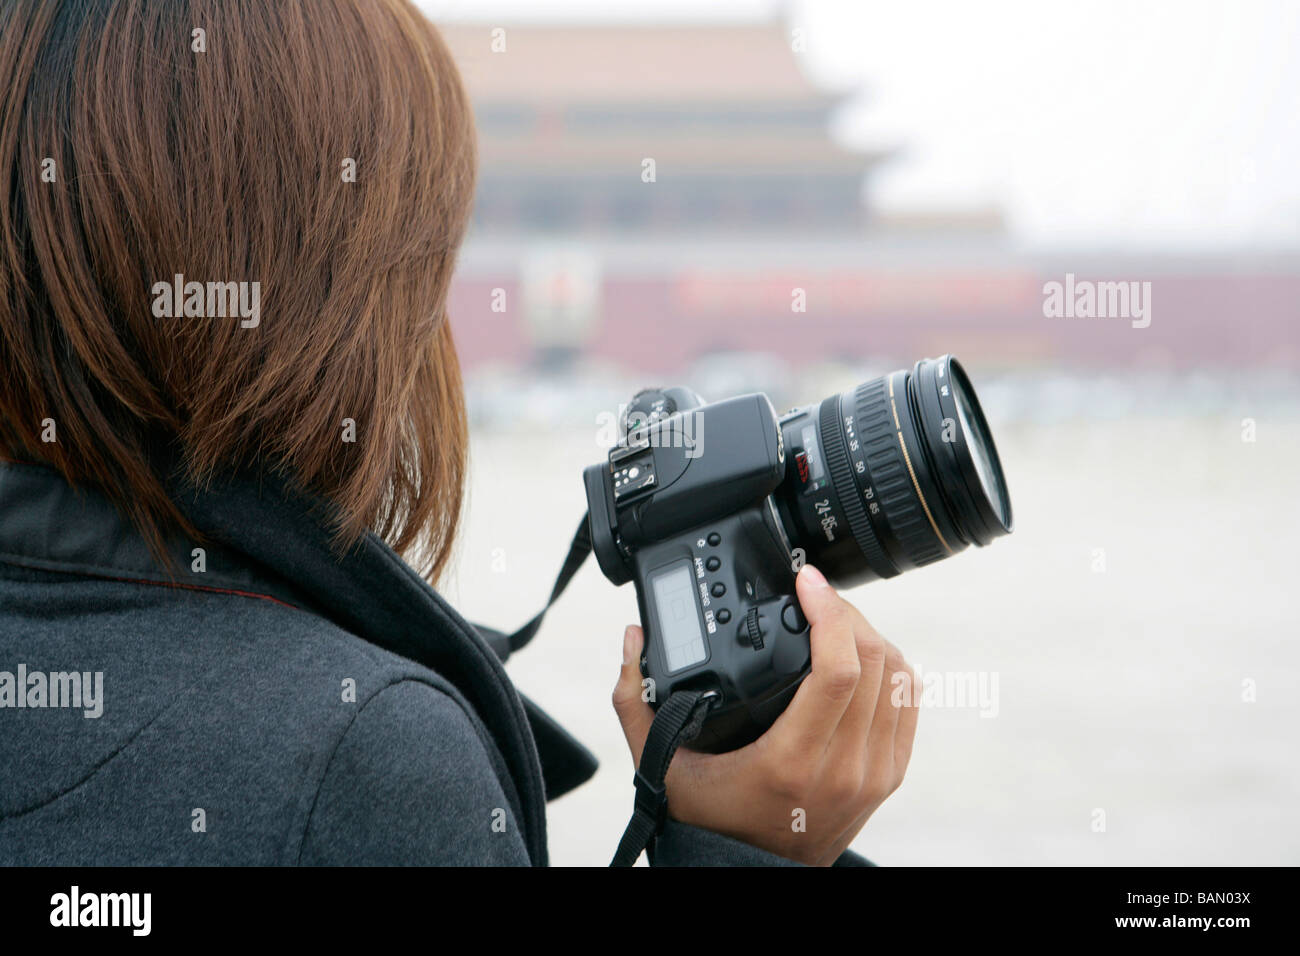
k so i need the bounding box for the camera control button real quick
[707,532,721,546]
[741,607,765,650]
[716,609,731,624]
[781,602,808,633]
[710,582,726,598]
[705,556,721,572]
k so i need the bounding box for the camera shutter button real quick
[781,601,807,633]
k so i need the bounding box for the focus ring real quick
[818,394,895,578]
[851,378,946,568]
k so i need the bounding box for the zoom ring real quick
[818,394,895,578]
[851,378,947,568]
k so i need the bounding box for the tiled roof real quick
[440,22,833,106]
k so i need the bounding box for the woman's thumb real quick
[612,625,655,763]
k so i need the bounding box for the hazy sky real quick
[420,0,1300,250]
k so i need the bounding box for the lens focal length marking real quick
[843,407,892,541]
[817,393,896,579]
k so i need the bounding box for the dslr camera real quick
[583,355,1013,752]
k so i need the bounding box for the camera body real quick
[584,388,811,751]
[584,356,1013,753]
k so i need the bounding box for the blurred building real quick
[441,21,1300,377]
[445,22,881,235]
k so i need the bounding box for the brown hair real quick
[0,0,475,580]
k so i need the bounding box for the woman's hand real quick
[612,563,919,866]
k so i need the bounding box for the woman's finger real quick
[767,565,862,757]
[611,625,655,763]
[824,607,888,767]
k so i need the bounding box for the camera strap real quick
[481,512,719,866]
[475,516,592,663]
[610,688,717,867]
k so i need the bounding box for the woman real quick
[0,0,916,866]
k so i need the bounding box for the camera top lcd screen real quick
[650,561,707,673]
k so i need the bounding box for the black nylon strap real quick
[470,514,600,803]
[610,689,717,867]
[476,515,592,662]
[509,515,592,654]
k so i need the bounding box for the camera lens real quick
[776,355,1012,587]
